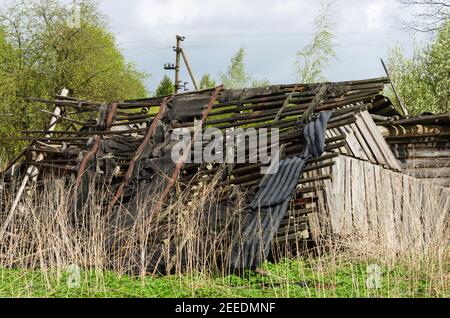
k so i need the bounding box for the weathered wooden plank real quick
[327,156,344,235]
[390,170,404,249]
[344,156,354,234]
[358,116,388,168]
[339,125,364,159]
[360,111,403,171]
[380,165,396,250]
[305,169,321,242]
[329,128,350,155]
[410,177,425,249]
[373,163,384,239]
[400,174,412,248]
[363,161,378,233]
[351,159,368,233]
[353,115,377,163]
[321,178,334,237]
[317,162,333,237]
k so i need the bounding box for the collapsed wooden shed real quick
[1,77,449,270]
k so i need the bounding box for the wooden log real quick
[373,104,395,116]
[296,184,325,194]
[30,162,77,171]
[399,158,450,169]
[277,222,308,235]
[279,216,309,227]
[404,167,450,178]
[393,148,450,159]
[379,124,450,138]
[390,142,450,149]
[370,113,394,123]
[29,97,160,110]
[292,197,318,207]
[275,226,310,243]
[20,127,148,137]
[298,174,332,184]
[388,113,450,126]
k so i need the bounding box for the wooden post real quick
[0,89,69,241]
[180,48,199,91]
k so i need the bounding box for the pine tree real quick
[155,75,175,97]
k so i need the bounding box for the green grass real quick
[0,258,447,298]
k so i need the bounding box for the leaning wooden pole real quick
[380,58,409,116]
[180,48,199,91]
[0,89,69,241]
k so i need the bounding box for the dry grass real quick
[0,167,448,297]
[0,171,246,276]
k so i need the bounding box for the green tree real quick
[293,1,336,83]
[387,20,450,114]
[0,27,22,157]
[199,74,216,89]
[219,48,269,89]
[155,75,175,97]
[0,0,149,159]
[0,0,148,101]
[219,48,252,89]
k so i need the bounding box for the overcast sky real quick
[12,0,431,93]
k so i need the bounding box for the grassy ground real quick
[1,257,447,298]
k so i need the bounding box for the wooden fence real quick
[321,156,450,251]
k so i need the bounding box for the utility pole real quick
[174,35,183,93]
[164,35,199,94]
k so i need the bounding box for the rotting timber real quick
[1,77,449,271]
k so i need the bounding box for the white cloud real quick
[366,0,386,29]
[97,0,419,90]
[132,0,318,36]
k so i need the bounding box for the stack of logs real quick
[374,109,450,187]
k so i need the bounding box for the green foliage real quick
[0,27,24,156]
[219,48,252,89]
[0,0,149,160]
[251,78,271,88]
[293,1,336,83]
[219,48,270,89]
[199,73,216,89]
[155,75,175,97]
[387,20,450,114]
[0,257,446,298]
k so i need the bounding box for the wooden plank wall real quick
[330,110,402,171]
[324,156,450,251]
